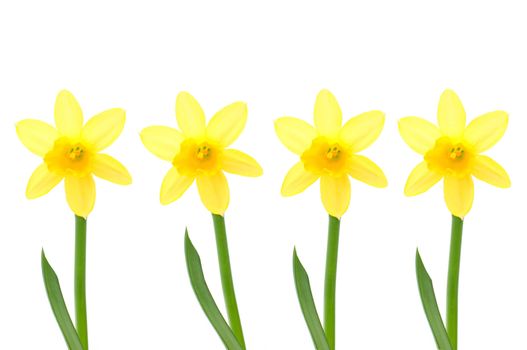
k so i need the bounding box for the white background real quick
[0,1,526,349]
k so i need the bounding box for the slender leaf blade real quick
[184,231,244,350]
[41,249,84,350]
[416,249,453,350]
[293,249,330,350]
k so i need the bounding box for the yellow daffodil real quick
[140,91,263,215]
[16,90,132,217]
[275,89,387,218]
[399,89,510,217]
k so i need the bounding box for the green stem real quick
[212,214,246,349]
[446,215,464,350]
[74,215,88,350]
[324,215,341,350]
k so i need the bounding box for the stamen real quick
[197,145,211,160]
[326,145,341,160]
[449,145,464,160]
[68,144,85,161]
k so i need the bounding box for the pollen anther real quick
[68,144,85,160]
[326,146,341,160]
[449,145,464,160]
[197,145,211,160]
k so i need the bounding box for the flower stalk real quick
[446,215,464,350]
[323,215,341,350]
[74,215,88,350]
[212,214,246,349]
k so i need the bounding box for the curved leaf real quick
[41,249,84,350]
[416,249,453,350]
[293,249,330,350]
[184,231,244,350]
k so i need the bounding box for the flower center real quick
[326,145,341,160]
[425,137,474,177]
[68,144,86,161]
[449,145,464,160]
[44,137,93,176]
[173,139,222,176]
[301,137,351,177]
[196,144,211,160]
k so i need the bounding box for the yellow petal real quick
[347,155,387,188]
[339,111,385,152]
[26,163,63,199]
[196,172,229,215]
[65,175,96,218]
[444,175,474,218]
[275,117,317,155]
[140,126,184,161]
[82,108,125,151]
[472,155,510,188]
[281,162,319,196]
[437,89,465,138]
[207,102,247,147]
[398,117,441,155]
[404,161,443,196]
[175,91,206,138]
[320,175,350,218]
[160,167,194,205]
[16,119,58,156]
[55,90,83,138]
[222,149,262,177]
[463,111,508,153]
[91,154,132,185]
[314,89,342,137]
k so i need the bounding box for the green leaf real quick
[41,249,84,350]
[293,249,330,350]
[184,231,244,350]
[416,249,453,350]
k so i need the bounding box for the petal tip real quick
[238,101,248,112]
[318,88,332,96]
[398,116,415,126]
[113,108,126,121]
[139,128,148,143]
[25,188,37,199]
[442,88,457,96]
[404,177,422,197]
[280,183,295,197]
[57,89,73,97]
[377,111,386,124]
[122,174,133,185]
[397,117,410,131]
[176,91,196,106]
[159,192,172,205]
[273,117,288,133]
[500,110,509,124]
[403,186,414,197]
[14,121,25,138]
[274,117,287,128]
[500,173,512,188]
[177,91,192,99]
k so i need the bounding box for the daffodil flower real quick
[276,89,387,350]
[400,89,510,350]
[16,90,131,350]
[16,89,132,217]
[275,89,387,218]
[399,89,510,218]
[140,91,262,214]
[141,92,262,348]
